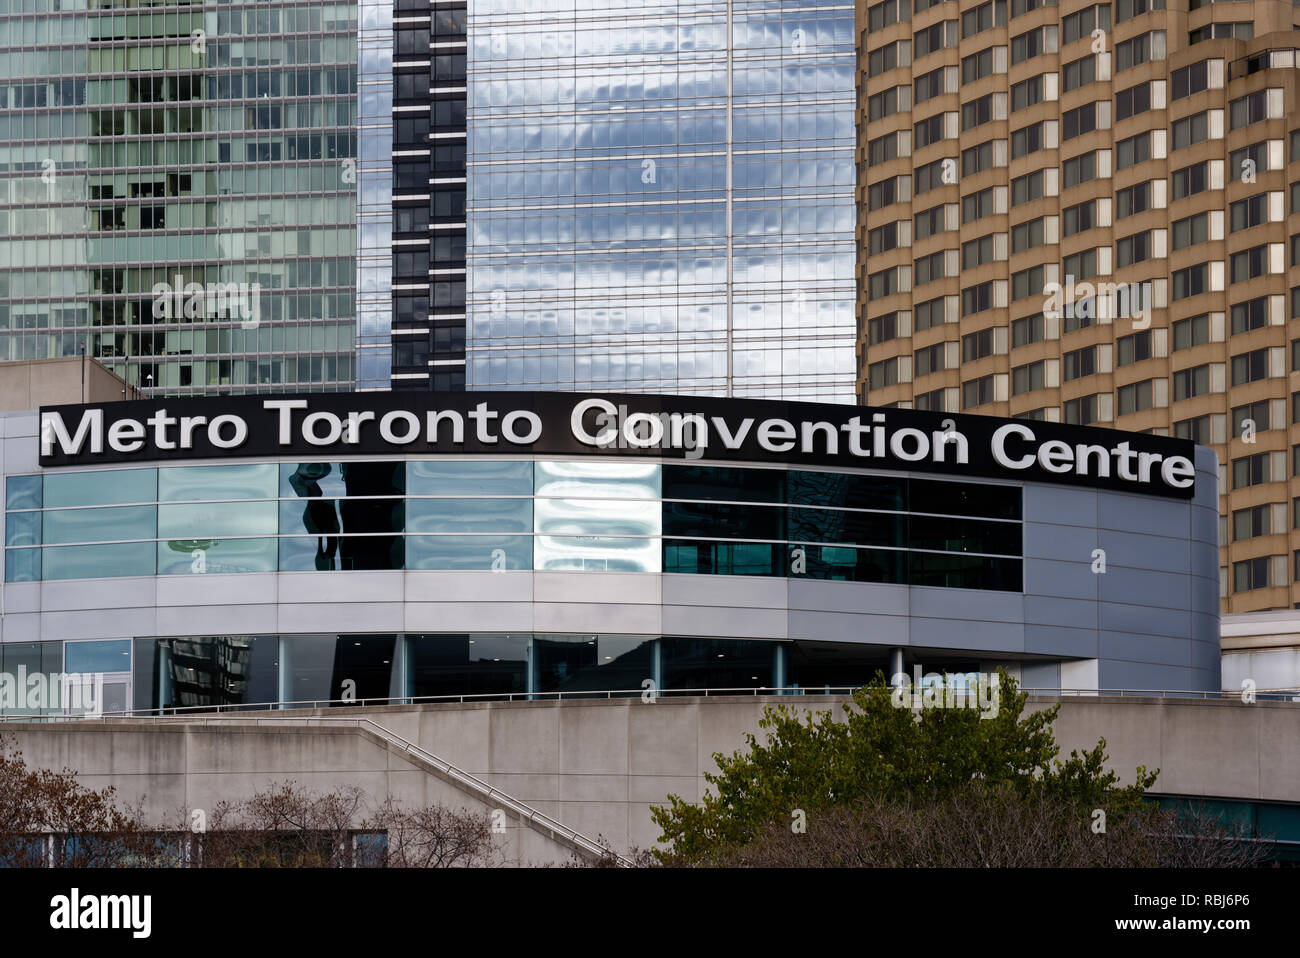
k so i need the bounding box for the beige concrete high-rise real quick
[858,0,1300,614]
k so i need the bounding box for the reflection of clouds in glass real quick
[534,535,660,573]
[159,463,277,502]
[534,498,659,537]
[534,460,660,497]
[406,498,532,535]
[463,4,856,401]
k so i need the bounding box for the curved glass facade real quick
[0,632,991,715]
[5,459,1023,590]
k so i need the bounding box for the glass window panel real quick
[662,465,785,502]
[534,496,660,537]
[5,510,41,546]
[663,500,784,540]
[64,639,131,674]
[534,535,660,572]
[0,641,63,714]
[907,514,1022,555]
[42,505,155,544]
[908,478,1022,519]
[280,497,343,536]
[336,462,406,501]
[143,635,279,712]
[787,640,890,690]
[405,497,532,534]
[44,468,156,507]
[409,633,529,698]
[406,459,532,496]
[5,548,40,582]
[43,541,155,580]
[276,534,405,572]
[157,536,277,575]
[788,508,906,548]
[405,534,532,571]
[131,634,157,712]
[664,539,780,576]
[159,500,277,538]
[0,641,63,679]
[803,545,907,583]
[789,471,906,511]
[279,535,345,572]
[334,495,405,537]
[281,634,398,707]
[533,634,655,695]
[279,462,351,498]
[660,636,773,692]
[280,633,343,705]
[339,533,405,571]
[909,552,1023,590]
[533,460,660,499]
[5,474,42,510]
[158,463,278,501]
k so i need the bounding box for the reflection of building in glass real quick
[6,459,1028,586]
[0,1,358,394]
[390,0,857,400]
[285,462,405,570]
[161,636,260,710]
[286,464,342,570]
[126,631,923,710]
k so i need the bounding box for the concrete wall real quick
[4,693,1294,858]
[0,358,139,412]
[2,719,588,866]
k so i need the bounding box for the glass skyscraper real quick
[1,0,856,402]
[458,0,857,402]
[0,0,358,395]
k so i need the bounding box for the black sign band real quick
[37,391,1198,499]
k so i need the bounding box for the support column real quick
[389,635,411,705]
[277,636,293,710]
[157,643,173,713]
[651,639,663,696]
[889,648,906,687]
[526,635,536,701]
[772,643,787,693]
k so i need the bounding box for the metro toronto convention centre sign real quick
[38,392,1198,498]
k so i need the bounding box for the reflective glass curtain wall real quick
[0,0,358,395]
[463,0,857,402]
[6,460,1023,590]
[356,0,395,388]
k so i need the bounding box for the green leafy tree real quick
[651,670,1157,862]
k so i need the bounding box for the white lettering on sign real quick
[990,423,1194,490]
[36,397,1197,496]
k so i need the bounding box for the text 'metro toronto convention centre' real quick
[40,392,1196,497]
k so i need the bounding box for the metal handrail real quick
[339,716,630,867]
[0,684,1298,723]
[0,686,862,719]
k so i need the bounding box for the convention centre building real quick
[0,388,1220,714]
